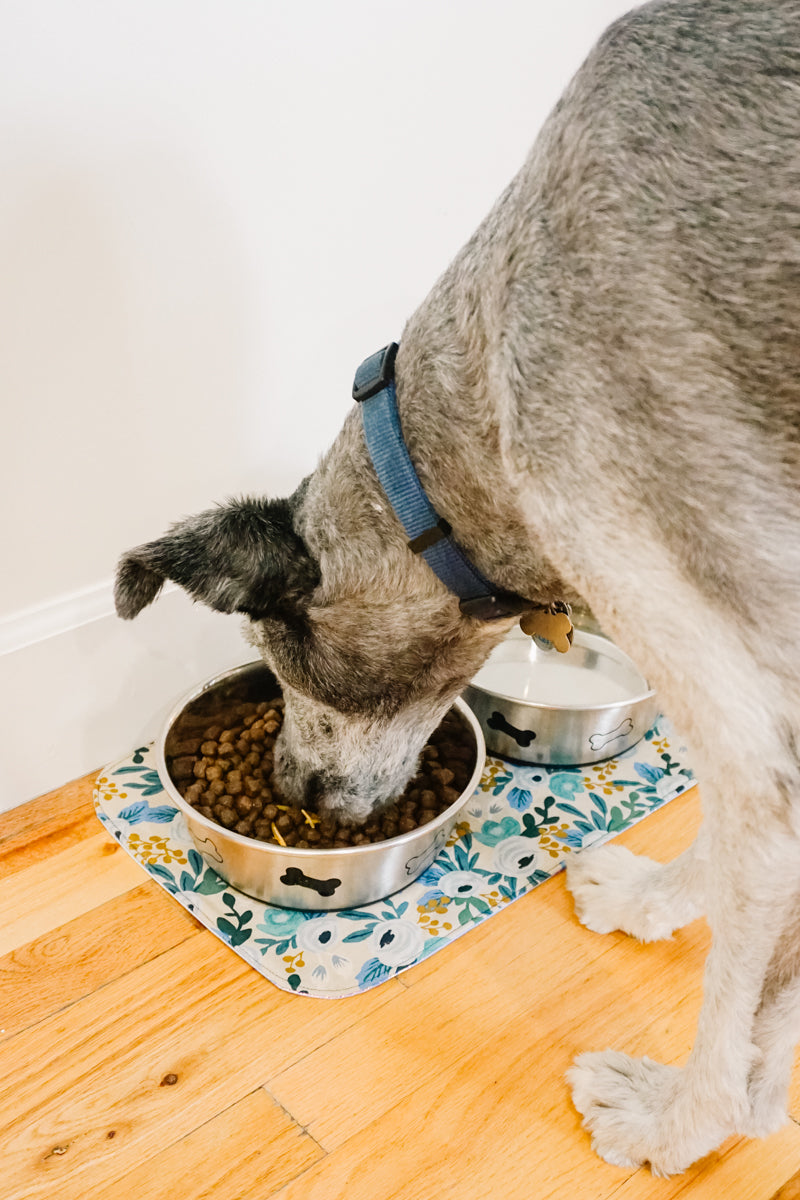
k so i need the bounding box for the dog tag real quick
[519,607,574,653]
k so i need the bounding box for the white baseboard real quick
[0,584,251,813]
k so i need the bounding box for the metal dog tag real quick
[519,606,574,653]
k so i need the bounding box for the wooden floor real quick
[4,775,800,1200]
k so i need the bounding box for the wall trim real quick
[0,584,248,813]
[0,580,182,656]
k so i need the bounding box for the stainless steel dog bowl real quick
[462,627,657,765]
[155,661,485,911]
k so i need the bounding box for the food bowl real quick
[462,626,657,765]
[155,661,485,911]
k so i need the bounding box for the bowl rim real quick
[154,660,486,858]
[464,628,656,712]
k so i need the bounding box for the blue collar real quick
[353,343,531,620]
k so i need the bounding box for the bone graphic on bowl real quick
[487,711,537,747]
[405,829,448,877]
[193,834,224,864]
[588,717,634,751]
[280,867,342,897]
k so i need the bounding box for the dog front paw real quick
[565,844,682,941]
[568,1050,686,1176]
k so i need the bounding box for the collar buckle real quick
[459,592,529,621]
[352,342,399,403]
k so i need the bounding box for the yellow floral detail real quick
[538,826,571,858]
[127,832,187,867]
[586,760,620,784]
[446,820,471,846]
[479,759,510,790]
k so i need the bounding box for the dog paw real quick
[565,845,681,941]
[739,1105,789,1140]
[568,1050,685,1176]
[741,1082,790,1140]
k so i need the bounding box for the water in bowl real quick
[471,658,635,707]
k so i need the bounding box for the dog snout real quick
[271,737,355,818]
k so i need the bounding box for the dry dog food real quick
[167,698,476,848]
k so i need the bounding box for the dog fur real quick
[115,0,800,1174]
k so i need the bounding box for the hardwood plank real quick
[263,1118,800,1200]
[0,771,98,844]
[268,863,710,1151]
[259,978,656,1200]
[770,1165,800,1200]
[263,782,800,1200]
[0,882,201,1040]
[262,948,800,1200]
[268,786,706,1151]
[0,933,401,1200]
[0,804,103,880]
[612,1125,800,1198]
[91,1087,324,1200]
[0,832,145,957]
[609,784,700,857]
[9,761,799,1200]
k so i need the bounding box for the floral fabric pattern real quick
[94,717,693,999]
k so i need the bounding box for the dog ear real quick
[114,495,319,620]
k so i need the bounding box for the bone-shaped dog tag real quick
[519,607,574,653]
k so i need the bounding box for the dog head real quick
[115,476,511,822]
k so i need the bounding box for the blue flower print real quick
[473,816,521,847]
[549,772,585,802]
[258,909,308,940]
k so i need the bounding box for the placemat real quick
[94,716,693,999]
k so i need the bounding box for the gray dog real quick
[115,0,800,1175]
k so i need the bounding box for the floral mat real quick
[94,716,694,999]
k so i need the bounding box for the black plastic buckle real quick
[352,342,400,402]
[408,519,452,555]
[460,591,530,621]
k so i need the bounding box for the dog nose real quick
[304,771,325,808]
[304,770,351,814]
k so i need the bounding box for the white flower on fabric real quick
[655,774,684,801]
[436,870,489,899]
[369,919,425,966]
[493,837,540,878]
[294,916,341,955]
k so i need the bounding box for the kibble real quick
[167,695,475,850]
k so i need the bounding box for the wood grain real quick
[0,832,144,957]
[0,933,399,1200]
[4,771,800,1200]
[90,1087,324,1200]
[0,883,200,1041]
[770,1167,800,1200]
[0,772,98,845]
[0,804,110,881]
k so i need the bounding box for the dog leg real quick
[565,834,706,941]
[743,898,800,1138]
[568,784,800,1175]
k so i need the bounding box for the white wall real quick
[0,0,632,809]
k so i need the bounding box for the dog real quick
[114,0,800,1175]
